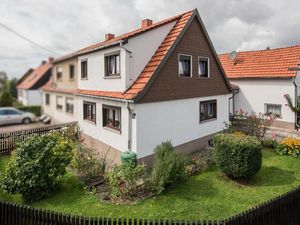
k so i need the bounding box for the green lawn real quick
[0,149,299,220]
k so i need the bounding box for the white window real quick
[198,57,209,78]
[66,98,74,114]
[105,53,120,76]
[179,54,192,77]
[56,96,63,110]
[102,105,121,132]
[56,67,63,80]
[265,104,281,117]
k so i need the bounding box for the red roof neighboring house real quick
[18,57,53,90]
[219,45,300,79]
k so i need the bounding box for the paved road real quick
[0,122,49,133]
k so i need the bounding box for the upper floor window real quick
[56,67,62,80]
[102,105,121,132]
[105,53,120,77]
[81,59,88,79]
[198,57,209,78]
[200,100,217,122]
[265,104,281,118]
[179,54,192,77]
[56,96,63,110]
[45,93,50,105]
[83,101,96,123]
[69,64,75,80]
[66,98,74,114]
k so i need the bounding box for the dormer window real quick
[179,54,192,77]
[105,53,120,77]
[198,57,209,78]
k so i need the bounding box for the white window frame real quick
[178,54,192,78]
[264,103,282,118]
[198,56,210,78]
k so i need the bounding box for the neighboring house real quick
[17,58,53,106]
[41,56,78,123]
[53,9,232,163]
[219,45,300,130]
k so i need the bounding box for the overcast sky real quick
[1,0,300,78]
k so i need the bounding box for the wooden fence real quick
[0,185,299,225]
[0,122,78,155]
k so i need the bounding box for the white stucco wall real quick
[77,96,135,153]
[231,79,295,123]
[18,89,42,106]
[77,21,175,92]
[135,94,231,158]
[42,92,77,123]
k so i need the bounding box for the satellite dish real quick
[229,50,237,61]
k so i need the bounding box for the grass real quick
[0,149,299,220]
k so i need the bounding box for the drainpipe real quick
[120,40,133,88]
[126,101,133,151]
[292,77,299,130]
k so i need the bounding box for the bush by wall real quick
[275,137,300,158]
[213,133,262,179]
[17,105,41,116]
[151,141,187,194]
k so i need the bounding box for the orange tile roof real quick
[219,45,300,79]
[55,10,193,63]
[17,61,52,90]
[73,10,194,100]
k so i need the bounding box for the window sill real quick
[81,77,88,80]
[200,118,217,124]
[179,75,192,78]
[104,75,121,79]
[103,126,121,134]
[84,119,96,125]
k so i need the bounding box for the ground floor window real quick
[45,93,50,105]
[265,104,281,118]
[200,100,217,122]
[83,101,96,123]
[66,98,74,114]
[102,105,121,132]
[56,96,63,110]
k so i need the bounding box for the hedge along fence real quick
[0,122,78,155]
[0,185,300,225]
[16,105,41,116]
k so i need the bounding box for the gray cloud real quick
[0,0,299,78]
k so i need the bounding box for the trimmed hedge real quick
[17,105,41,116]
[213,133,262,179]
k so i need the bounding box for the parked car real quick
[0,107,36,126]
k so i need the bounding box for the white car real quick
[0,107,36,126]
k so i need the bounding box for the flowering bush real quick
[275,137,300,158]
[230,109,274,140]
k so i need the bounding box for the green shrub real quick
[213,133,262,179]
[108,163,149,199]
[151,141,187,194]
[0,132,74,202]
[17,105,41,116]
[261,138,278,149]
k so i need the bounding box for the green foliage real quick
[0,90,13,107]
[108,163,149,199]
[151,141,188,194]
[261,138,278,149]
[17,105,41,116]
[6,79,17,98]
[71,145,107,185]
[275,137,300,158]
[0,132,74,202]
[213,133,262,179]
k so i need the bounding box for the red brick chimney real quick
[105,33,115,41]
[141,19,153,28]
[48,57,54,63]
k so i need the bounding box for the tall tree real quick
[0,71,7,90]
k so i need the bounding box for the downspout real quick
[120,40,133,88]
[126,101,133,151]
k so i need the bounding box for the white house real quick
[17,58,53,106]
[52,9,232,163]
[219,45,300,130]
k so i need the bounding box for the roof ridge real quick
[219,44,300,56]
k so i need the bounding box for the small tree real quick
[0,132,74,202]
[0,90,13,107]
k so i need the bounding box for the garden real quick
[0,112,300,220]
